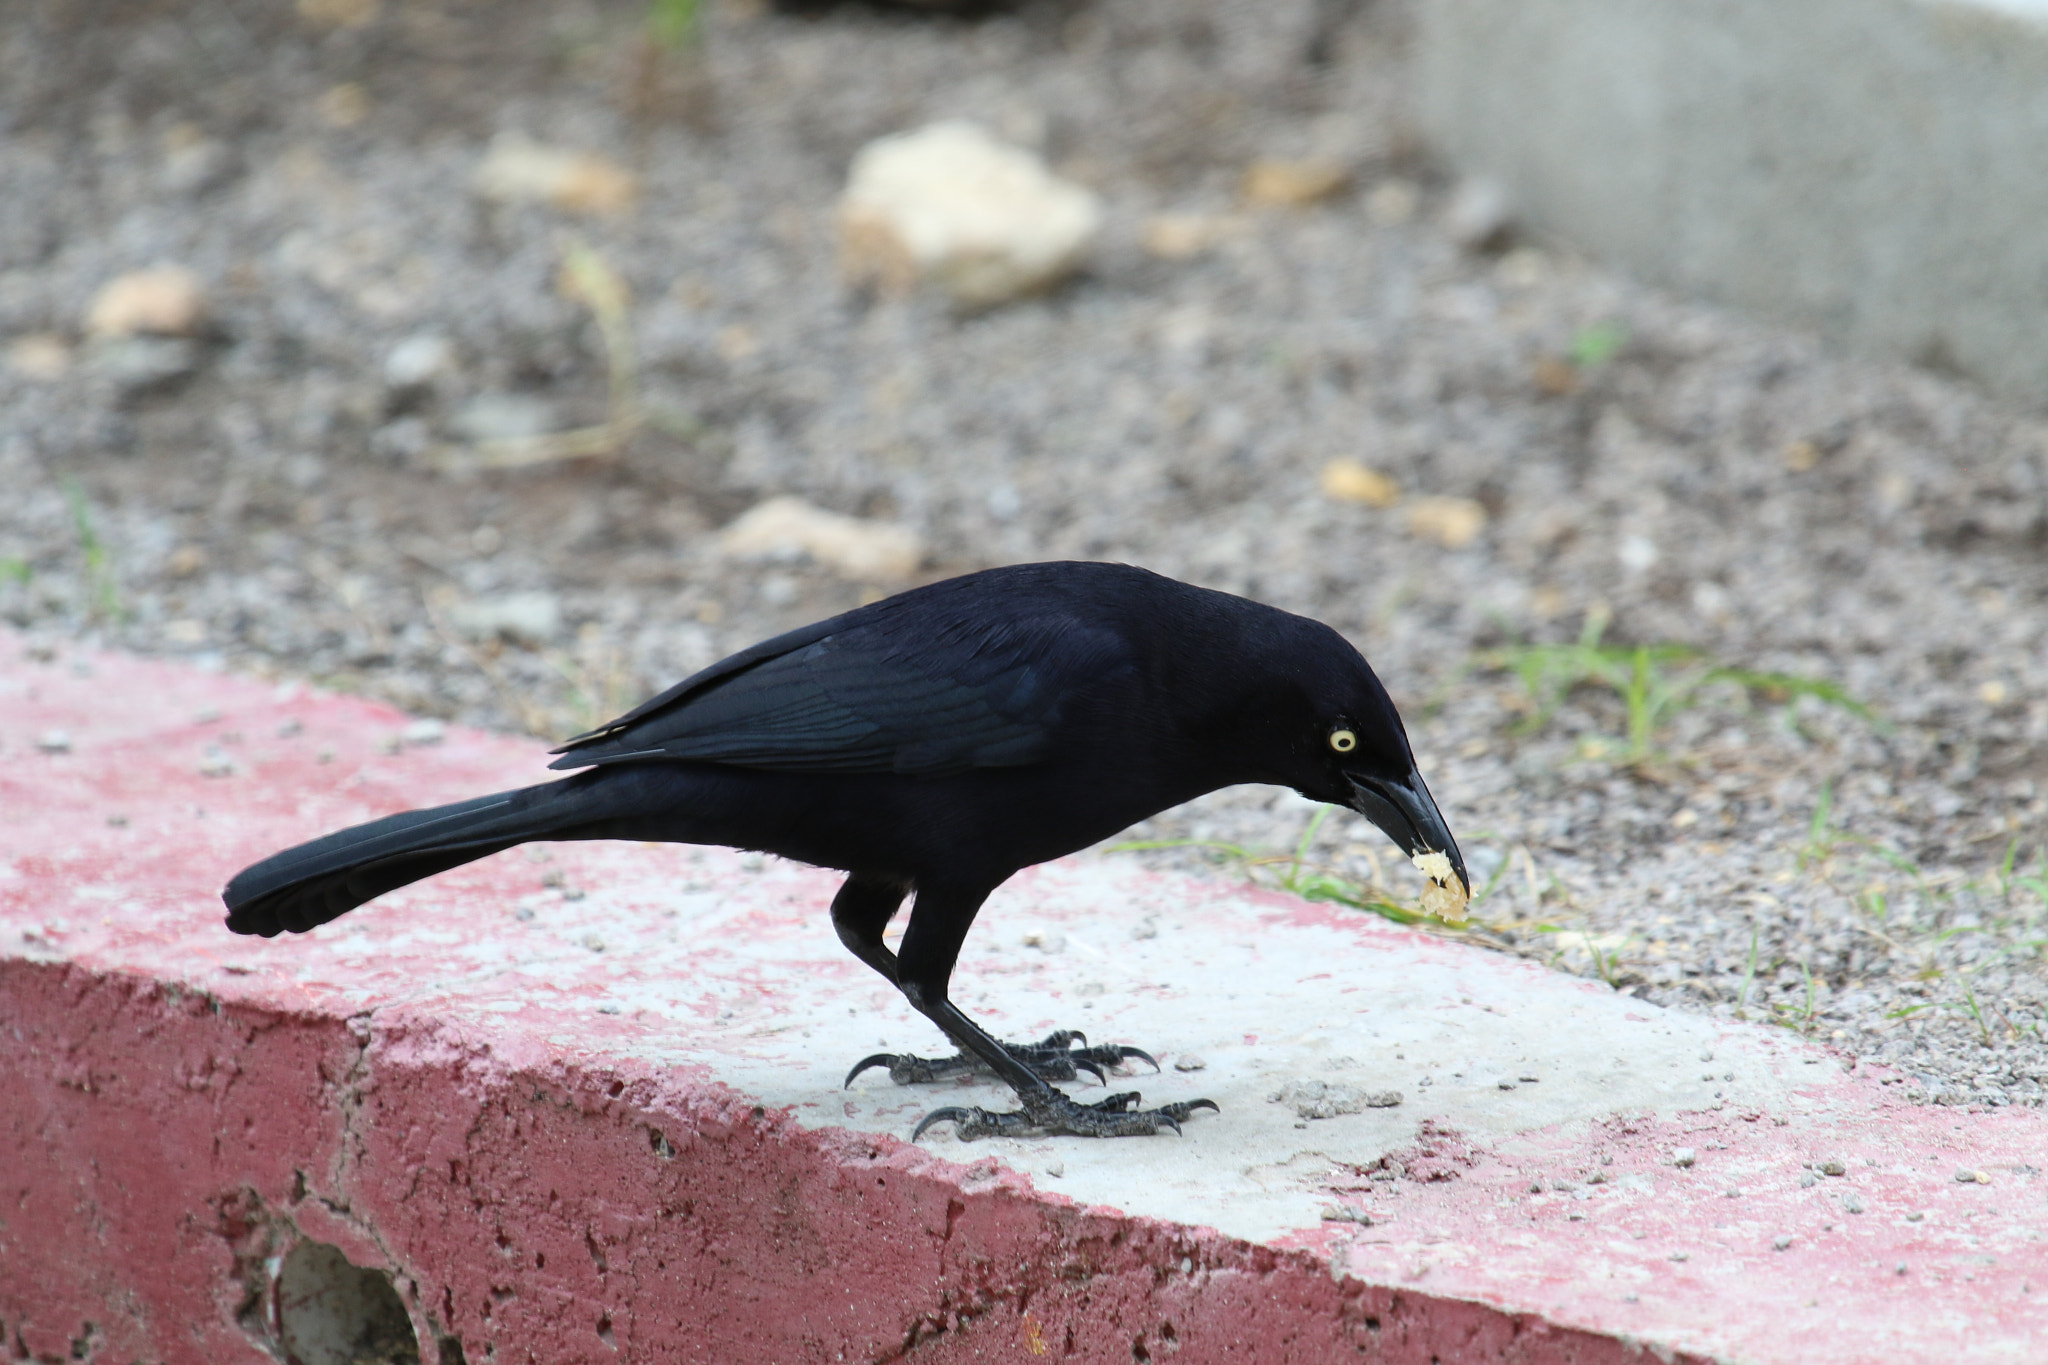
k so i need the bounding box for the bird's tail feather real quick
[223,773,636,938]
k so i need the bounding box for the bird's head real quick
[1251,624,1470,904]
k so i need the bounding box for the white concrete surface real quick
[1418,0,2048,401]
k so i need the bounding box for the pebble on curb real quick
[838,121,1101,310]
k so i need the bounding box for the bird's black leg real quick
[833,875,1155,1088]
[869,878,1216,1142]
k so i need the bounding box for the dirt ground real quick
[3,0,2044,1106]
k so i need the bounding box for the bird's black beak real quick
[1345,768,1469,897]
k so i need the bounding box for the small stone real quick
[1955,1168,1990,1185]
[36,730,72,754]
[596,1003,622,1016]
[1842,1192,1866,1214]
[1405,496,1487,550]
[1897,1263,1909,1276]
[1140,213,1238,260]
[1320,1205,1373,1224]
[515,906,537,922]
[1173,1055,1207,1072]
[449,592,562,647]
[1497,1079,1517,1091]
[6,334,72,381]
[839,121,1101,310]
[383,333,458,391]
[1822,1159,1847,1177]
[297,0,379,28]
[1020,929,1065,953]
[1672,1148,1696,1168]
[317,83,371,129]
[167,545,208,577]
[1799,1172,1818,1188]
[1364,178,1420,226]
[473,132,637,215]
[106,814,128,827]
[582,935,606,952]
[1044,1162,1064,1179]
[1242,158,1350,208]
[452,393,559,445]
[1773,1235,1793,1251]
[1518,1074,1541,1084]
[1319,459,1400,509]
[1443,177,1511,250]
[86,265,208,337]
[719,496,923,582]
[1906,1211,1923,1221]
[1699,1049,1714,1063]
[198,747,236,778]
[401,719,446,747]
[161,133,233,196]
[1268,1078,1390,1120]
[1669,1251,1689,1262]
[88,336,200,394]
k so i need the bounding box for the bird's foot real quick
[912,1089,1219,1142]
[844,1029,1156,1088]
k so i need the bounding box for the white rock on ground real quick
[718,496,923,582]
[448,592,562,647]
[472,132,637,215]
[85,266,208,337]
[838,121,1102,310]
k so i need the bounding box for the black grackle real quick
[225,562,1466,1140]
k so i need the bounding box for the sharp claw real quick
[1120,1046,1160,1073]
[1160,1114,1183,1136]
[1075,1059,1106,1085]
[912,1106,975,1142]
[844,1053,898,1088]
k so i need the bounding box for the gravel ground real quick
[3,0,2044,1107]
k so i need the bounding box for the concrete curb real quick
[4,638,2043,1363]
[1417,0,2048,401]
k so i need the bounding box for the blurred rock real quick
[317,83,372,129]
[839,121,1101,310]
[160,127,234,197]
[1319,458,1401,508]
[1140,213,1243,261]
[1405,496,1488,549]
[1241,158,1350,208]
[449,592,562,647]
[297,0,379,29]
[719,496,923,581]
[383,333,458,392]
[87,337,200,395]
[1444,178,1512,251]
[86,266,208,337]
[473,133,638,216]
[1365,178,1421,226]
[451,393,558,444]
[6,335,72,382]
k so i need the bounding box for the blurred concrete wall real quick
[1418,0,2048,402]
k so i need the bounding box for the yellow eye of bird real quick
[1329,729,1357,753]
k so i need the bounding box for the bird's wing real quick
[547,608,1129,777]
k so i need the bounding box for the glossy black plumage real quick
[223,561,1465,1139]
